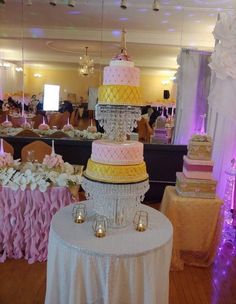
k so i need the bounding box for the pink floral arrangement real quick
[38,123,50,131]
[62,124,74,132]
[1,116,13,128]
[0,152,14,167]
[42,154,64,169]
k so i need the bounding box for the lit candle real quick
[43,116,45,124]
[136,221,146,232]
[90,119,93,126]
[67,117,70,125]
[74,213,85,224]
[95,225,106,238]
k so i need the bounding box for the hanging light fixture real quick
[68,0,76,7]
[49,0,56,6]
[120,0,127,9]
[79,47,94,77]
[153,0,160,11]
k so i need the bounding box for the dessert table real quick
[45,202,173,304]
[0,186,73,263]
[161,186,223,270]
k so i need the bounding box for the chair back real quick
[15,129,40,138]
[69,110,76,126]
[2,139,14,155]
[137,118,153,143]
[21,140,52,163]
[59,111,70,129]
[48,112,63,129]
[48,131,70,138]
[33,114,48,129]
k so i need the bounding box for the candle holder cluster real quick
[72,204,149,238]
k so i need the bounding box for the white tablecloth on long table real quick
[45,202,173,304]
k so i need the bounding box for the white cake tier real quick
[91,140,143,165]
[103,66,140,86]
[110,60,134,67]
[183,155,214,179]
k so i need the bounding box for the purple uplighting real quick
[161,20,168,24]
[30,28,44,38]
[67,10,81,15]
[119,17,128,21]
[112,30,121,37]
[175,6,183,10]
[168,28,175,32]
[164,12,171,16]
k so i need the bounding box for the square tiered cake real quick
[176,134,217,199]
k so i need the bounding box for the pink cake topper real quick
[112,28,131,61]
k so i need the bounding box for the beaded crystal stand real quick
[82,177,149,228]
[95,104,141,142]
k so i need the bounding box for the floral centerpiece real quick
[87,119,97,133]
[38,116,50,131]
[0,138,14,168]
[62,118,74,132]
[1,115,13,128]
[21,117,32,129]
[42,140,64,171]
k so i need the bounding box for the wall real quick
[23,66,176,104]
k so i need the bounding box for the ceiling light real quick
[153,0,160,11]
[68,0,76,7]
[49,0,56,6]
[79,47,94,77]
[15,66,23,72]
[120,0,127,9]
[0,62,10,69]
[34,73,42,78]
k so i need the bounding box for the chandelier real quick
[79,47,94,77]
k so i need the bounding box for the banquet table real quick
[0,186,73,263]
[161,186,223,271]
[45,202,173,304]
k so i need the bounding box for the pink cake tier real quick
[183,155,214,179]
[91,140,143,165]
[103,66,139,86]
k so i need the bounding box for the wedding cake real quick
[176,134,217,198]
[82,30,149,227]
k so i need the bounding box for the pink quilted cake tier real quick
[103,66,140,86]
[183,155,214,180]
[110,60,134,67]
[91,140,143,165]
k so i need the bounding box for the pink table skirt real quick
[0,186,73,263]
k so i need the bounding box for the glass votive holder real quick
[92,215,107,238]
[133,210,148,232]
[72,203,87,224]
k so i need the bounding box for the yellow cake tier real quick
[98,85,143,106]
[84,159,148,183]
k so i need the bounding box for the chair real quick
[69,110,76,127]
[2,139,14,155]
[59,111,70,129]
[33,113,48,129]
[15,129,40,138]
[137,117,153,143]
[21,140,52,163]
[48,131,70,138]
[48,112,63,129]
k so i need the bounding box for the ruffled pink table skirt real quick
[0,186,73,263]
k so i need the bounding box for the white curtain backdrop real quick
[88,87,98,110]
[208,12,236,198]
[0,63,23,99]
[173,49,211,145]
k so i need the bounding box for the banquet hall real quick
[0,1,236,303]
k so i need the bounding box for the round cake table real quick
[45,202,173,304]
